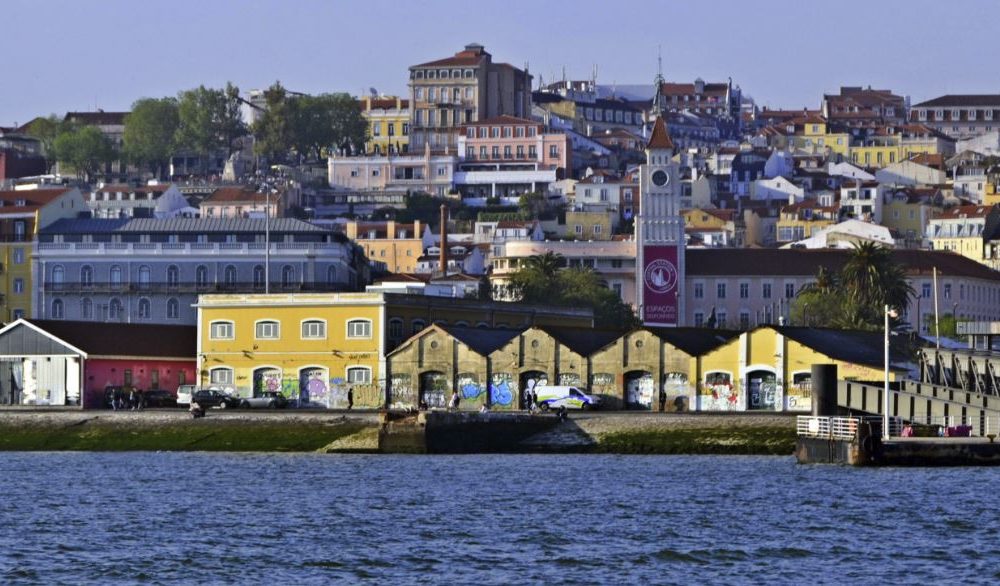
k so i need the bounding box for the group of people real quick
[108,387,143,411]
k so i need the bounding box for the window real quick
[549,145,558,158]
[138,298,151,319]
[785,283,795,298]
[256,320,280,339]
[210,321,235,340]
[762,283,772,299]
[412,320,425,334]
[80,266,93,287]
[167,265,179,287]
[253,265,265,288]
[347,319,372,338]
[694,283,704,299]
[81,298,93,319]
[388,318,404,339]
[347,367,372,384]
[694,312,704,327]
[196,265,209,287]
[51,298,64,319]
[740,312,750,329]
[167,298,179,319]
[209,368,234,385]
[108,298,123,320]
[944,284,952,299]
[51,265,65,289]
[301,319,326,339]
[12,248,24,264]
[13,278,24,294]
[717,283,726,299]
[224,265,237,285]
[281,265,294,287]
[739,283,749,299]
[717,312,727,328]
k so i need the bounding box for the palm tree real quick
[840,242,914,326]
[524,252,564,279]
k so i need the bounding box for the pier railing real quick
[797,416,862,440]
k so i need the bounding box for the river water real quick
[0,453,996,584]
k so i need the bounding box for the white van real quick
[534,386,601,410]
[176,384,196,406]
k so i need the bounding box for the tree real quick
[253,81,293,163]
[175,83,247,173]
[53,125,114,181]
[22,115,65,173]
[123,97,179,178]
[924,312,961,340]
[504,252,639,329]
[285,93,367,161]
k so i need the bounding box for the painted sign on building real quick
[642,244,679,326]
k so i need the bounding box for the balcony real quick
[41,281,356,294]
[35,241,349,257]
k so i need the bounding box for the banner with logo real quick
[642,244,679,326]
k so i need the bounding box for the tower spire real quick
[652,45,666,117]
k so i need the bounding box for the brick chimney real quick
[439,204,448,276]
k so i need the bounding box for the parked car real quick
[191,389,243,410]
[176,384,196,406]
[242,391,288,409]
[141,390,178,408]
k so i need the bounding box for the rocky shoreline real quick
[0,410,797,455]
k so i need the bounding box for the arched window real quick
[346,319,372,339]
[412,320,426,335]
[138,298,151,319]
[167,265,180,288]
[110,265,123,286]
[51,298,64,319]
[80,265,93,287]
[166,298,179,319]
[301,319,326,339]
[81,298,93,319]
[51,265,65,290]
[388,318,404,339]
[109,298,123,320]
[346,366,372,384]
[281,265,294,287]
[138,265,151,289]
[327,265,338,285]
[255,320,280,339]
[209,320,234,339]
[196,265,209,287]
[209,367,234,385]
[253,265,265,288]
[224,265,237,285]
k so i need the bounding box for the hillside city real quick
[1,42,998,411]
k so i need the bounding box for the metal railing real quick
[797,416,863,440]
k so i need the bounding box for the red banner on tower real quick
[642,245,679,326]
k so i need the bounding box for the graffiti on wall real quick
[300,369,329,404]
[254,369,282,396]
[420,372,449,408]
[458,373,485,401]
[390,373,414,408]
[701,372,738,411]
[559,373,581,386]
[489,373,515,408]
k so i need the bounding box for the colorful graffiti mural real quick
[458,373,485,401]
[701,371,738,411]
[489,373,515,408]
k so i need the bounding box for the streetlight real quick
[884,304,898,440]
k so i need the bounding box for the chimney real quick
[439,204,448,275]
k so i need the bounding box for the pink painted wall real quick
[83,358,197,409]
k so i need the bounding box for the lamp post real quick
[884,304,898,440]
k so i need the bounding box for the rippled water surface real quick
[1,453,998,584]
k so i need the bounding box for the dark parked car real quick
[243,391,288,409]
[191,389,243,410]
[141,390,178,408]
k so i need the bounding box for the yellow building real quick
[361,96,410,155]
[197,292,595,408]
[927,204,993,265]
[762,116,851,157]
[881,187,936,247]
[345,220,424,274]
[849,125,953,169]
[0,187,86,321]
[776,200,838,244]
[565,210,612,240]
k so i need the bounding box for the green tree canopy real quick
[503,252,639,329]
[790,242,915,330]
[22,114,65,172]
[262,90,368,163]
[252,81,293,163]
[53,125,114,181]
[123,97,179,178]
[175,83,246,170]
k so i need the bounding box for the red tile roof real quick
[646,116,674,150]
[203,186,267,204]
[0,188,72,213]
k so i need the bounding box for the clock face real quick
[651,169,670,187]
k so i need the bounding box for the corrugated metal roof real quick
[42,218,332,234]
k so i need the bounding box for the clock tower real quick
[636,114,685,326]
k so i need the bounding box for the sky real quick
[4,0,1000,126]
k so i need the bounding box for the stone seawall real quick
[0,411,796,455]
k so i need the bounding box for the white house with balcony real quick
[33,218,364,325]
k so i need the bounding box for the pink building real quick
[455,115,570,198]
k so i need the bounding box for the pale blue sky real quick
[4,0,999,126]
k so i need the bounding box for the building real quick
[881,186,936,247]
[196,292,593,407]
[343,220,424,274]
[564,209,614,240]
[849,125,955,168]
[681,208,738,247]
[63,111,128,177]
[655,78,743,138]
[684,248,1000,332]
[0,187,87,322]
[839,180,881,222]
[0,319,195,408]
[89,183,191,219]
[327,149,457,198]
[927,204,994,266]
[532,82,646,136]
[775,200,838,244]
[33,218,366,325]
[199,186,281,218]
[821,86,908,128]
[408,43,532,152]
[361,95,411,155]
[911,95,1000,140]
[454,116,569,200]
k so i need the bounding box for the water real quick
[1,453,997,585]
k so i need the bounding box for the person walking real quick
[347,386,354,410]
